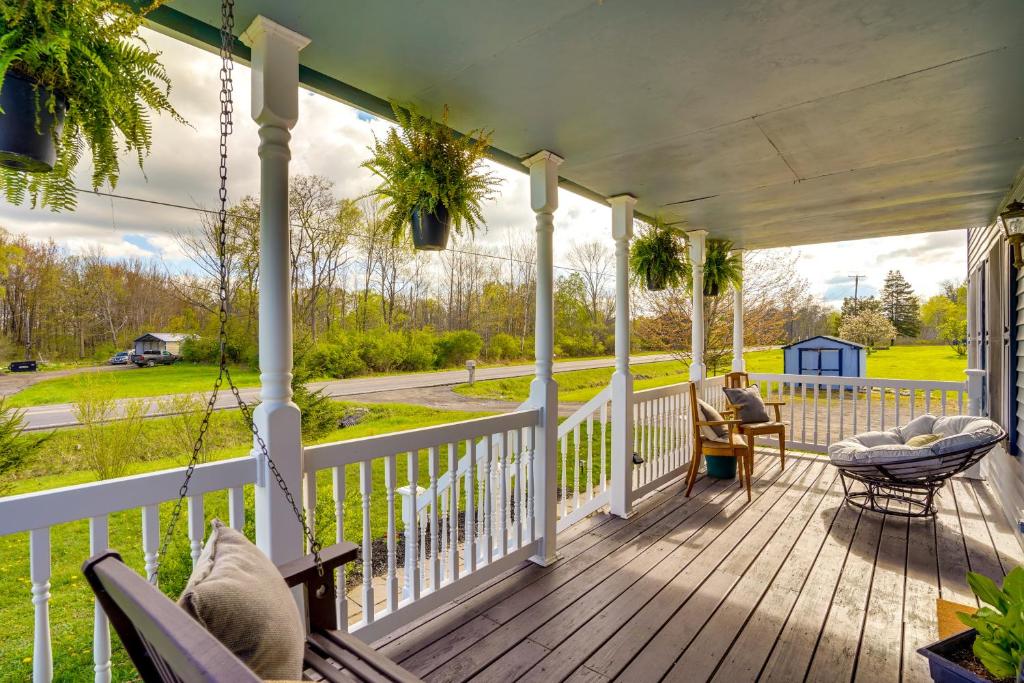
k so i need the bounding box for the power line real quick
[75,186,616,282]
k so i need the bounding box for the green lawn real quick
[455,345,968,403]
[6,363,263,407]
[0,401,496,682]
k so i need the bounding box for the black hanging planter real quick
[704,281,721,297]
[0,73,65,172]
[410,205,451,251]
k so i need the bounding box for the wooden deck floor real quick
[373,450,1024,683]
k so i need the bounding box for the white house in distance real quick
[132,332,190,356]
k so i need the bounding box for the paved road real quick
[20,353,682,430]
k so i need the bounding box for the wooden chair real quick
[83,548,422,682]
[723,371,787,471]
[685,382,751,502]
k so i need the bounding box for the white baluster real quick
[360,461,374,623]
[407,451,420,599]
[428,445,441,589]
[801,383,808,444]
[440,494,449,579]
[881,388,887,431]
[448,443,460,582]
[572,423,581,511]
[926,388,933,414]
[418,508,427,588]
[512,431,523,550]
[228,487,245,532]
[499,431,509,558]
[141,505,159,584]
[600,401,608,491]
[303,471,317,554]
[896,387,902,425]
[853,383,859,432]
[482,434,493,565]
[90,516,111,683]
[30,527,52,683]
[187,495,204,568]
[839,386,846,440]
[560,434,568,518]
[812,385,819,447]
[332,466,348,627]
[464,438,476,573]
[384,455,398,612]
[825,384,832,446]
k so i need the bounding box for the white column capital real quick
[241,16,310,129]
[608,195,636,241]
[523,150,563,213]
[687,229,708,266]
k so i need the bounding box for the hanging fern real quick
[0,0,186,210]
[629,218,689,290]
[361,103,500,243]
[700,238,742,296]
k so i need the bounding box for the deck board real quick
[377,451,1023,682]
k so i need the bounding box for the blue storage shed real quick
[783,335,866,379]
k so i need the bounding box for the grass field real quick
[0,401,499,681]
[455,345,969,403]
[6,363,263,408]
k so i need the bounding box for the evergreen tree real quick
[880,270,921,337]
[840,295,881,321]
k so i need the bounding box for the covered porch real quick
[2,0,1023,681]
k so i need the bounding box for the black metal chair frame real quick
[835,429,1005,518]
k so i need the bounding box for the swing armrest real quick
[280,541,359,589]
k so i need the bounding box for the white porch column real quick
[609,195,636,518]
[688,230,708,382]
[524,150,563,566]
[243,16,310,564]
[732,249,745,373]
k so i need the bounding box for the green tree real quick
[840,295,882,321]
[880,270,921,337]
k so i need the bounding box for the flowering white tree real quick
[839,310,898,352]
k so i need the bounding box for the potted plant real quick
[700,238,742,297]
[629,219,689,291]
[918,568,1024,682]
[362,103,499,251]
[0,0,185,211]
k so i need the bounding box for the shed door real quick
[799,348,840,376]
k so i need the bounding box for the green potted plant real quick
[362,103,499,251]
[0,0,185,211]
[918,567,1024,682]
[629,219,689,291]
[700,238,742,297]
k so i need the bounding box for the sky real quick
[0,28,967,309]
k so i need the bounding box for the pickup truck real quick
[130,350,179,367]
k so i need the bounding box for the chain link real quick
[153,0,322,585]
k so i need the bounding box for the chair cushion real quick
[722,385,771,424]
[741,421,785,432]
[905,433,942,448]
[696,398,728,441]
[828,414,1003,470]
[703,433,747,448]
[178,519,305,680]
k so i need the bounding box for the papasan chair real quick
[827,414,1005,517]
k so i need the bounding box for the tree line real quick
[0,173,834,371]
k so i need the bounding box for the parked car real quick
[130,350,178,367]
[109,350,132,365]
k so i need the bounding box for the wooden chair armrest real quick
[280,541,359,589]
[696,419,743,427]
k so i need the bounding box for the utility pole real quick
[849,274,866,307]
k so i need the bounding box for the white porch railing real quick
[555,385,612,531]
[747,372,967,454]
[302,408,541,643]
[0,456,256,683]
[632,382,692,500]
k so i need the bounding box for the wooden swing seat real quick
[83,545,422,683]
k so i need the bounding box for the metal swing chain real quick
[153,0,322,586]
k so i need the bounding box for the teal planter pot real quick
[706,455,736,479]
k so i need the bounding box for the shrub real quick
[486,333,519,362]
[305,342,366,379]
[0,398,49,495]
[958,567,1024,679]
[72,377,147,479]
[155,393,214,464]
[435,330,483,367]
[359,331,406,373]
[401,330,436,371]
[291,367,339,440]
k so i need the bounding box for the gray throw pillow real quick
[178,519,305,680]
[722,385,771,424]
[696,398,729,441]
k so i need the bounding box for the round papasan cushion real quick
[828,413,1003,476]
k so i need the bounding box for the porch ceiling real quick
[155,0,1024,249]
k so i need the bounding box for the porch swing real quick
[78,3,420,681]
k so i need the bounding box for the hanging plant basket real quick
[645,271,667,291]
[703,281,721,297]
[0,73,65,172]
[410,205,452,251]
